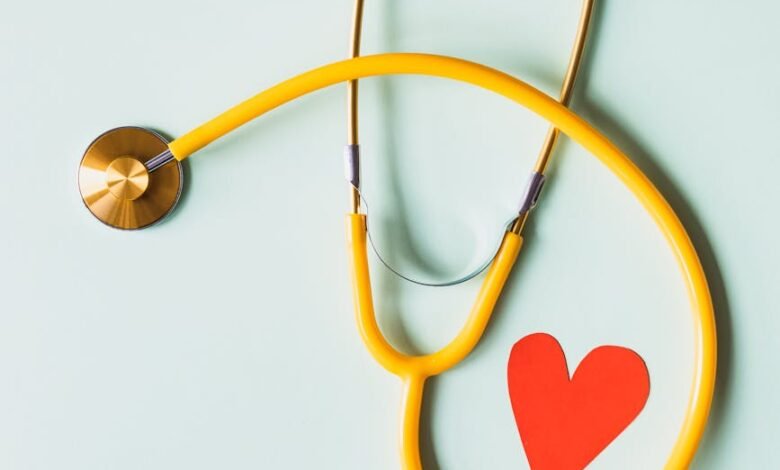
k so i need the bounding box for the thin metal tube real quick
[510,0,595,233]
[144,148,175,173]
[348,0,365,145]
[531,0,595,175]
[347,0,365,213]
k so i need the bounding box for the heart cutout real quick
[507,333,650,470]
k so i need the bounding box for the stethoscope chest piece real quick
[78,127,182,230]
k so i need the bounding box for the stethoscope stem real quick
[145,148,176,173]
[399,374,426,470]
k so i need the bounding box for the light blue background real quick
[0,0,776,468]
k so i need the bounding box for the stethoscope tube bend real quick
[348,214,523,468]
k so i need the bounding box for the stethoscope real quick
[77,1,717,468]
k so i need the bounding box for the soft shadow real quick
[370,0,428,357]
[571,0,733,462]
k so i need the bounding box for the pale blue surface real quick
[0,0,776,468]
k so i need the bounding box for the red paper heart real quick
[507,333,650,470]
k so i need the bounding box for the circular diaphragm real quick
[78,127,183,230]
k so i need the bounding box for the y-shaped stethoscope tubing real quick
[165,53,715,469]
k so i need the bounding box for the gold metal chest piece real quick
[78,127,183,230]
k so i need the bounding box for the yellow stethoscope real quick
[77,1,716,468]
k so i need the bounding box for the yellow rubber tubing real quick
[168,53,716,469]
[347,214,522,469]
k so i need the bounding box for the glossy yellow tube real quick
[168,53,716,469]
[347,214,522,469]
[347,214,522,377]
